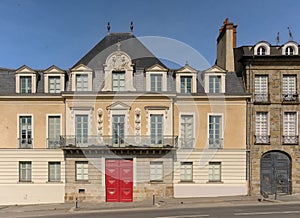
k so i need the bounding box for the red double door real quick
[105,159,133,202]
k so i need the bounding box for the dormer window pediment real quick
[204,65,226,94]
[44,65,66,93]
[175,64,198,93]
[70,64,93,92]
[15,65,37,94]
[282,41,298,55]
[146,64,168,92]
[254,41,271,56]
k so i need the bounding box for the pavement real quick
[1,194,300,218]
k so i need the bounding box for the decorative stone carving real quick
[106,50,132,71]
[135,108,141,135]
[97,108,104,136]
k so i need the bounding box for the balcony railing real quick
[208,138,223,149]
[179,138,195,148]
[283,135,299,145]
[18,138,33,149]
[255,135,270,144]
[47,138,62,149]
[282,94,298,103]
[61,135,178,148]
[254,94,269,103]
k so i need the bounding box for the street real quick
[32,203,300,218]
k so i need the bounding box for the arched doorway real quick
[260,151,291,195]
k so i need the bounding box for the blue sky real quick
[0,0,299,69]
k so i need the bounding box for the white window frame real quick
[150,161,163,182]
[254,42,270,55]
[48,162,61,182]
[208,162,221,182]
[180,162,193,182]
[19,161,32,182]
[75,161,88,181]
[112,71,125,91]
[15,66,37,94]
[255,112,269,136]
[282,75,296,95]
[283,112,298,136]
[150,73,163,92]
[282,42,298,55]
[48,76,61,93]
[70,64,93,92]
[179,113,195,148]
[146,72,167,92]
[43,66,65,93]
[209,75,222,93]
[18,114,34,148]
[204,73,225,94]
[46,114,62,149]
[207,113,223,149]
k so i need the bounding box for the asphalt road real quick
[35,203,300,218]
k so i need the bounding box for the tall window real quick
[48,116,61,148]
[20,76,32,93]
[208,115,222,149]
[254,75,268,102]
[150,74,162,92]
[257,46,266,55]
[48,76,61,93]
[76,74,88,91]
[282,75,297,101]
[285,46,294,55]
[180,115,194,148]
[208,162,221,182]
[150,114,163,145]
[150,161,163,182]
[19,116,32,148]
[48,162,61,182]
[209,76,221,93]
[283,112,298,144]
[75,115,88,146]
[180,76,192,93]
[112,115,125,145]
[76,161,88,181]
[255,112,269,144]
[19,161,32,182]
[112,71,125,91]
[180,162,193,182]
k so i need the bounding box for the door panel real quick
[105,159,133,202]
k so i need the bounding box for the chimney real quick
[216,18,237,72]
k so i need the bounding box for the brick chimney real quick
[216,18,237,72]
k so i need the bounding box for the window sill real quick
[18,181,34,184]
[178,181,194,183]
[206,181,224,184]
[75,180,90,184]
[46,181,63,184]
[149,181,164,184]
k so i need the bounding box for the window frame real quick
[150,73,163,92]
[48,162,61,182]
[180,162,193,182]
[209,75,221,93]
[180,75,192,93]
[208,162,221,182]
[283,112,298,136]
[47,115,61,149]
[75,161,88,181]
[18,115,33,149]
[180,114,194,148]
[48,76,61,93]
[150,161,163,182]
[112,71,126,91]
[208,114,223,149]
[19,161,32,182]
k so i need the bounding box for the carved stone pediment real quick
[105,51,133,71]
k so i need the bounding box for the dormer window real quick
[257,46,266,55]
[175,64,197,94]
[71,64,93,92]
[146,64,168,92]
[44,66,65,94]
[15,65,37,94]
[204,65,226,94]
[150,74,162,92]
[285,46,294,55]
[209,75,221,93]
[112,71,125,91]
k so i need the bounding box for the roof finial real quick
[117,41,121,51]
[276,32,280,45]
[288,27,293,40]
[107,22,111,33]
[130,21,134,32]
[185,60,189,66]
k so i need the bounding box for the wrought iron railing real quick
[47,138,61,149]
[60,135,178,148]
[282,135,299,145]
[179,138,195,148]
[255,135,270,144]
[282,94,298,102]
[254,94,269,103]
[18,138,33,149]
[208,138,223,149]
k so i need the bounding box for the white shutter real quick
[255,76,268,94]
[256,112,268,135]
[283,76,296,94]
[284,112,297,135]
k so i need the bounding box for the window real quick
[283,112,298,144]
[255,112,269,144]
[48,116,61,149]
[76,74,88,91]
[180,115,194,148]
[283,75,297,101]
[76,161,88,181]
[257,46,266,55]
[209,76,221,93]
[180,162,193,182]
[150,161,163,182]
[180,76,192,93]
[112,115,125,145]
[254,75,268,102]
[75,115,88,146]
[285,46,294,55]
[208,115,222,149]
[19,161,32,182]
[150,74,162,92]
[19,116,32,148]
[48,162,61,182]
[150,114,163,145]
[48,76,61,93]
[209,162,221,182]
[112,71,125,91]
[20,76,32,93]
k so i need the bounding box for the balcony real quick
[208,138,223,149]
[179,138,195,148]
[47,138,62,149]
[282,94,298,103]
[18,138,33,149]
[255,135,270,144]
[283,135,299,145]
[60,135,178,149]
[254,94,270,104]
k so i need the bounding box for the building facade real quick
[0,22,249,205]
